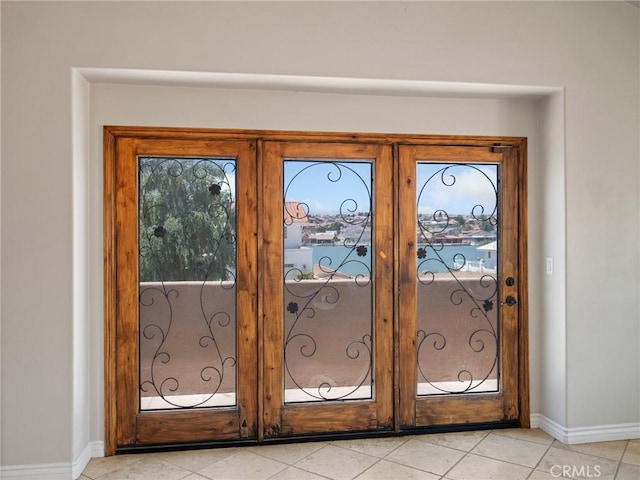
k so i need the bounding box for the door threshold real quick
[115,419,522,455]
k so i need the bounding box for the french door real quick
[397,145,526,428]
[105,134,258,450]
[261,141,394,437]
[105,128,528,454]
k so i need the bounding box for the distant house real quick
[303,231,337,245]
[341,224,372,244]
[464,230,497,246]
[284,202,308,248]
[477,241,498,270]
[284,202,314,279]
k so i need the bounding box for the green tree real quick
[138,157,236,282]
[328,221,343,234]
[478,214,495,232]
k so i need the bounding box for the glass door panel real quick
[111,136,257,450]
[415,163,499,396]
[262,142,393,438]
[138,157,238,410]
[398,145,520,428]
[283,160,373,403]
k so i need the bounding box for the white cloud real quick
[417,165,497,216]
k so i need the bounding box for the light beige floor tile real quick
[332,436,408,458]
[81,454,151,479]
[621,439,640,466]
[447,454,531,480]
[293,444,378,480]
[385,439,465,476]
[490,428,555,446]
[355,459,440,479]
[527,469,562,480]
[551,440,628,462]
[472,432,549,468]
[250,441,328,465]
[82,435,636,480]
[198,450,287,480]
[153,447,239,472]
[415,430,489,452]
[267,465,330,479]
[96,456,193,480]
[616,462,640,480]
[537,447,619,480]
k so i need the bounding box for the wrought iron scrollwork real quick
[283,161,373,401]
[416,163,499,395]
[138,157,237,409]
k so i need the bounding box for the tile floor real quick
[81,429,640,480]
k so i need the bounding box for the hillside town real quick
[284,202,498,278]
[299,212,497,247]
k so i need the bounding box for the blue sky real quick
[282,160,498,217]
[416,164,498,217]
[284,160,373,216]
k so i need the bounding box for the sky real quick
[416,163,498,217]
[144,157,499,219]
[284,160,373,216]
[282,160,498,217]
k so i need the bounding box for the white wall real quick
[1,0,638,473]
[538,92,569,430]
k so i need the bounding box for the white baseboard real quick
[1,441,105,480]
[72,441,103,479]
[90,440,105,458]
[531,413,640,444]
[0,462,71,480]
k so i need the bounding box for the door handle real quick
[502,296,517,306]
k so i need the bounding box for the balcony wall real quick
[139,274,499,404]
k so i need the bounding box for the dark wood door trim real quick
[104,130,258,453]
[104,127,529,455]
[397,143,528,429]
[261,141,394,438]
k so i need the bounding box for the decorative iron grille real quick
[137,157,237,409]
[415,163,500,395]
[283,160,374,402]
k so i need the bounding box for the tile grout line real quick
[464,431,553,473]
[196,448,245,479]
[613,439,630,479]
[250,441,328,465]
[551,439,634,465]
[348,434,471,479]
[431,430,562,479]
[440,447,471,479]
[350,457,385,480]
[286,441,379,479]
[428,430,492,479]
[526,438,555,479]
[350,435,417,480]
[263,459,333,480]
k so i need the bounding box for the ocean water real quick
[311,244,483,276]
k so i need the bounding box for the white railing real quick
[453,259,496,273]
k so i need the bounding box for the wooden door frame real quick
[397,144,526,428]
[261,141,394,439]
[104,129,259,454]
[104,126,528,455]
